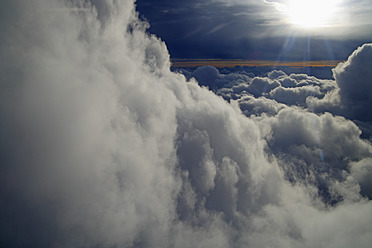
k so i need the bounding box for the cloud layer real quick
[1,0,372,247]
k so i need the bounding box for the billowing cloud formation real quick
[1,0,372,248]
[333,43,372,121]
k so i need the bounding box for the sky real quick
[1,0,372,248]
[136,0,372,60]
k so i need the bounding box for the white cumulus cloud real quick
[1,0,372,248]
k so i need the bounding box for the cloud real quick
[333,43,372,121]
[1,0,372,247]
[188,65,220,88]
[238,95,286,116]
[257,108,372,202]
[269,85,324,106]
[304,43,372,129]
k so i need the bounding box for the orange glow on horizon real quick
[171,59,341,68]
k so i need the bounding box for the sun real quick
[286,0,340,28]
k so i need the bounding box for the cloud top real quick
[333,43,372,121]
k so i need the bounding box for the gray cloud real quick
[333,43,372,121]
[1,0,372,247]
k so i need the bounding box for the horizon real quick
[171,59,342,68]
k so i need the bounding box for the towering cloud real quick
[333,43,372,121]
[0,0,371,247]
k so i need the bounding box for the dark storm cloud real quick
[1,0,372,248]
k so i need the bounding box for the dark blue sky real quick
[136,0,372,60]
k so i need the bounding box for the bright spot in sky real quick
[286,0,340,28]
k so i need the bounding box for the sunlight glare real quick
[286,0,340,28]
